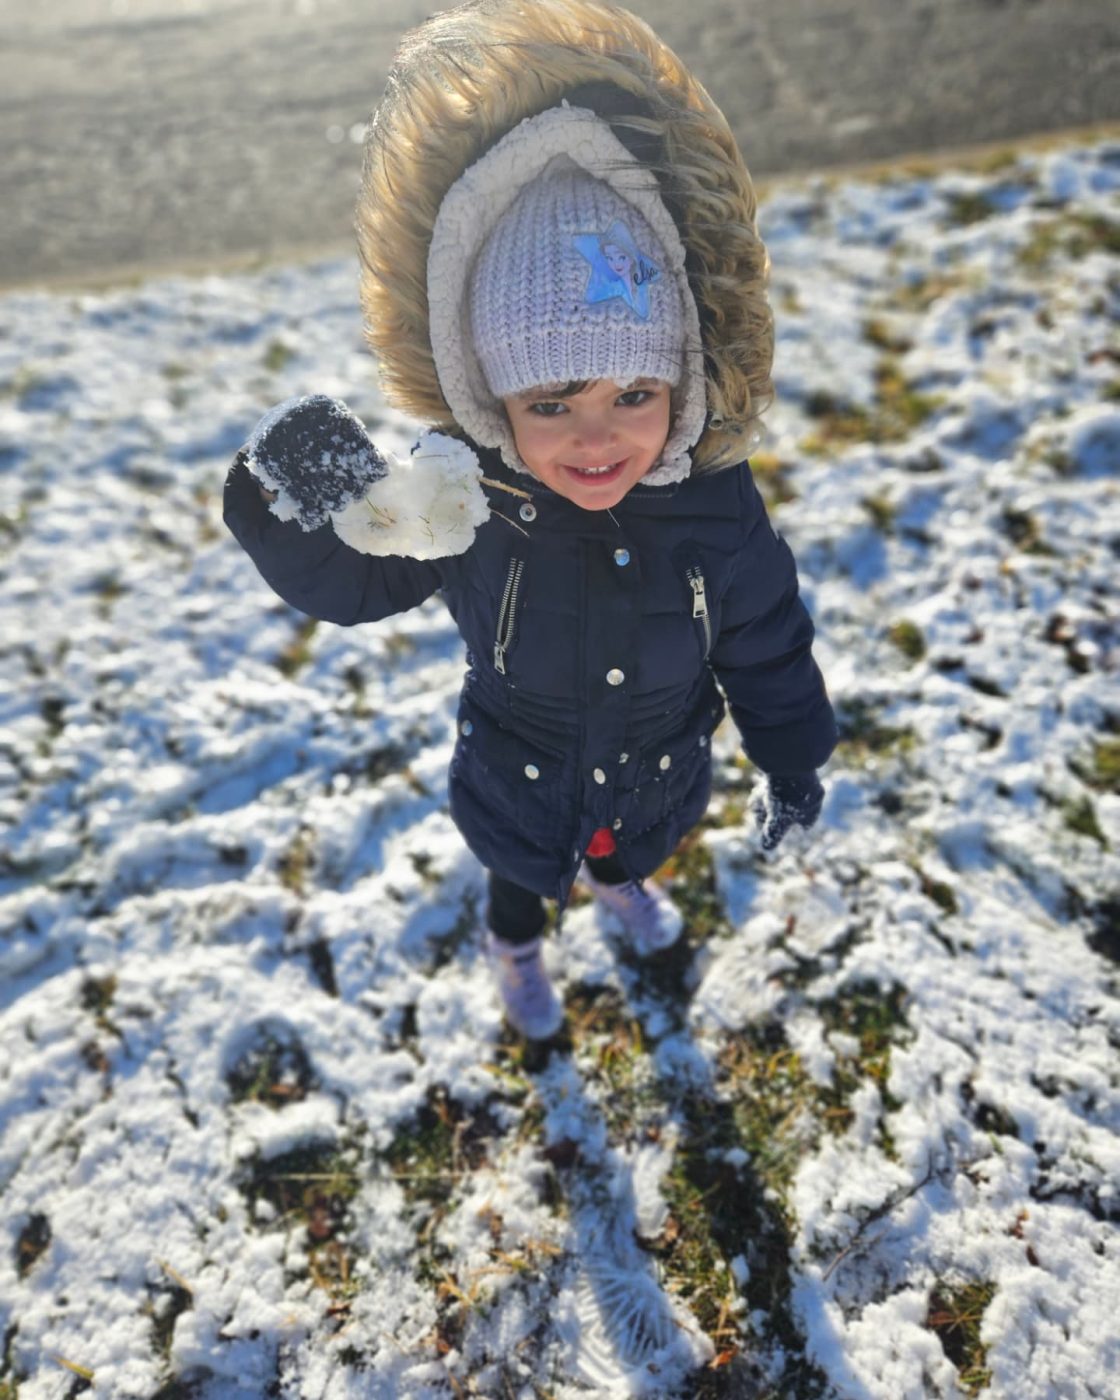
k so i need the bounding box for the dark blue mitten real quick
[243,394,388,530]
[751,772,825,851]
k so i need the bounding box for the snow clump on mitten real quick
[330,432,491,560]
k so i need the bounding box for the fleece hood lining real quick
[427,103,707,486]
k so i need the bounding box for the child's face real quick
[503,378,672,511]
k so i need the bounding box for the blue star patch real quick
[572,219,661,322]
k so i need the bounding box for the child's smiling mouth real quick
[564,459,627,480]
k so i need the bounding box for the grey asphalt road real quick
[1,0,1118,289]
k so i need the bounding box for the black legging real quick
[488,851,630,945]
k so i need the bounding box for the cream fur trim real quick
[427,104,706,487]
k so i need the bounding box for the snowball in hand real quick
[330,433,490,560]
[244,394,388,530]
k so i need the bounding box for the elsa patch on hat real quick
[573,219,662,322]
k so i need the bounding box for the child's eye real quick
[528,401,566,417]
[617,389,654,407]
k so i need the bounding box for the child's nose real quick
[573,416,615,448]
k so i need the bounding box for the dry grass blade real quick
[480,476,533,500]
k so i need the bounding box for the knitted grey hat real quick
[469,160,684,399]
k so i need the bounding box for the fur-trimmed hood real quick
[356,0,774,475]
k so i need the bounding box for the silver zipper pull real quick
[689,570,708,619]
[493,643,506,675]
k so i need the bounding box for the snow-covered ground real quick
[1,137,1118,1399]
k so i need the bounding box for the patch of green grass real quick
[815,982,911,1155]
[834,698,917,763]
[777,285,804,314]
[800,359,943,454]
[92,572,127,618]
[1070,738,1120,795]
[384,1087,503,1216]
[943,191,998,225]
[226,1024,315,1108]
[15,1214,51,1278]
[425,893,481,975]
[238,1140,364,1322]
[149,1380,204,1400]
[341,664,371,717]
[800,393,874,454]
[1017,212,1120,271]
[912,865,960,916]
[161,363,191,410]
[888,620,927,662]
[926,1280,997,1396]
[263,340,296,373]
[277,826,317,895]
[1001,505,1056,555]
[566,986,661,1137]
[275,617,318,677]
[718,1030,825,1201]
[1061,795,1107,848]
[673,1031,832,1395]
[380,1086,542,1363]
[562,977,827,1392]
[861,493,896,531]
[973,151,1025,176]
[1,366,46,403]
[40,695,65,737]
[362,744,409,784]
[1102,379,1120,403]
[862,318,913,354]
[961,1080,1019,1140]
[80,975,122,1038]
[747,450,799,509]
[143,1263,194,1371]
[873,358,945,437]
[890,270,969,313]
[0,505,27,542]
[381,631,418,665]
[656,832,736,945]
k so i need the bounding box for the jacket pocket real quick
[621,704,720,837]
[449,693,572,846]
[492,556,525,676]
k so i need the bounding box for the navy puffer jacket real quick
[224,444,836,904]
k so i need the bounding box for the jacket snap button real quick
[593,767,606,784]
[524,763,540,780]
[606,668,625,686]
[699,735,708,747]
[460,720,473,736]
[613,548,630,566]
[619,752,629,764]
[659,753,672,771]
[519,502,537,523]
[612,817,623,831]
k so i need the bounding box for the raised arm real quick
[223,451,448,625]
[222,394,462,625]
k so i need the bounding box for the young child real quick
[223,0,837,1040]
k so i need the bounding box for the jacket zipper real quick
[493,557,524,675]
[687,566,711,657]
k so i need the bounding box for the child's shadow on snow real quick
[508,912,787,1394]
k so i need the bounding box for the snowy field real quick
[1,137,1118,1399]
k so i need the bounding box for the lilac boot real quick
[579,866,683,957]
[486,932,564,1039]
